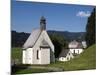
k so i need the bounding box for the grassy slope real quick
[48,44,96,70]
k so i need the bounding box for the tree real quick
[49,34,68,58]
[85,8,96,47]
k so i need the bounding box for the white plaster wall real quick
[22,48,33,64]
[22,50,26,64]
[70,49,84,54]
[42,31,55,62]
[40,48,50,64]
[26,48,33,64]
[32,47,40,64]
[32,30,55,64]
[67,51,74,59]
[32,47,51,64]
[59,57,67,61]
[82,41,87,48]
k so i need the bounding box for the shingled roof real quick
[69,40,83,49]
[23,29,41,49]
[59,49,70,57]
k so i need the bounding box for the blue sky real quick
[11,0,95,33]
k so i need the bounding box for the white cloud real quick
[76,11,91,17]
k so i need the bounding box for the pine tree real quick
[85,8,96,47]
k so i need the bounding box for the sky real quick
[11,0,95,33]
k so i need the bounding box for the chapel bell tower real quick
[40,16,46,31]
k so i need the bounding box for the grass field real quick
[11,47,22,62]
[11,44,96,74]
[12,64,51,74]
[15,68,51,74]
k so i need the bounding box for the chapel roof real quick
[23,29,41,49]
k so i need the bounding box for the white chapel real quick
[22,16,55,64]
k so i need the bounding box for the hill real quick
[11,31,30,47]
[69,44,96,70]
[48,30,85,41]
[11,30,85,47]
[48,44,96,70]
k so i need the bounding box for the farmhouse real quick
[59,49,74,61]
[69,40,84,54]
[22,16,55,64]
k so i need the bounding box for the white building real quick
[82,41,87,48]
[59,49,74,61]
[22,16,55,64]
[69,40,84,54]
